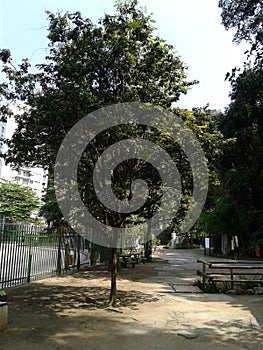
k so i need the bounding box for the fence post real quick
[27,253,32,283]
[26,232,32,283]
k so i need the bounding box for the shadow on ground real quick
[6,282,159,312]
[1,251,263,350]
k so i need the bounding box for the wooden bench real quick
[197,259,263,289]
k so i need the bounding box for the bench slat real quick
[208,279,263,283]
[205,272,263,276]
[209,264,263,269]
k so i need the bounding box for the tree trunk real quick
[77,234,81,270]
[90,242,95,266]
[56,234,62,276]
[145,219,152,262]
[108,247,118,307]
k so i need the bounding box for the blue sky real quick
[0,0,248,111]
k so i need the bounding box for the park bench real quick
[118,254,136,268]
[197,258,263,289]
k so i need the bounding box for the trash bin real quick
[255,247,261,257]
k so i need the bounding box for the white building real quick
[0,116,47,200]
[1,166,48,199]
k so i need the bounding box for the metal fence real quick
[0,224,91,289]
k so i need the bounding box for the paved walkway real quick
[151,248,236,292]
[152,248,206,293]
[147,249,263,349]
[1,248,263,350]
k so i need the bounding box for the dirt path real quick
[1,249,263,350]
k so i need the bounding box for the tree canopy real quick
[218,67,263,251]
[0,0,194,170]
[203,1,263,255]
[0,180,40,223]
[219,1,263,42]
[219,0,263,59]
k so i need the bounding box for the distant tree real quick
[216,1,263,255]
[218,68,263,252]
[200,194,248,252]
[0,180,40,223]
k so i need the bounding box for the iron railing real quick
[0,223,90,289]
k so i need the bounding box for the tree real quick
[0,180,40,223]
[218,68,263,253]
[200,194,249,253]
[218,1,263,254]
[0,0,194,306]
[0,1,225,305]
[218,0,263,63]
